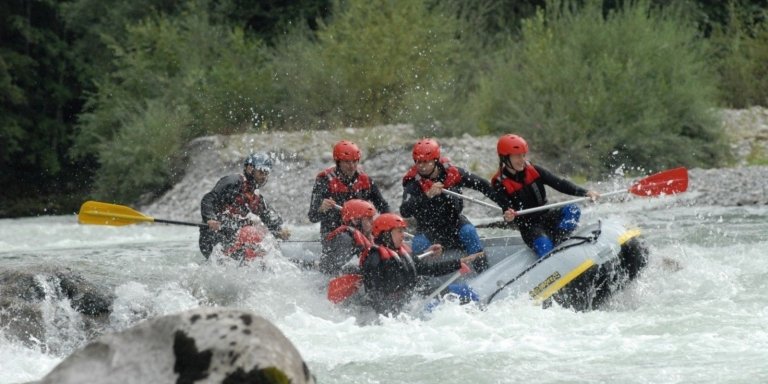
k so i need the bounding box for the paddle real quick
[78,201,207,228]
[327,250,435,304]
[442,167,689,217]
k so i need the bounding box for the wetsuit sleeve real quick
[459,169,499,202]
[200,175,241,222]
[487,180,510,211]
[415,258,461,277]
[369,181,391,214]
[257,196,284,233]
[399,180,427,219]
[308,176,332,223]
[535,165,589,197]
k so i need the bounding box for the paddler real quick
[308,140,391,254]
[319,199,377,275]
[199,153,290,259]
[361,213,480,316]
[490,134,600,257]
[400,138,496,272]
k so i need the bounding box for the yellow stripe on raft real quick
[617,228,642,245]
[530,227,642,302]
[532,259,595,302]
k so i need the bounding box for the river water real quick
[1,197,767,384]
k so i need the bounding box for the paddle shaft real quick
[155,218,208,228]
[444,187,623,216]
[441,190,500,211]
[515,189,624,216]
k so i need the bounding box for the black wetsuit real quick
[362,245,461,315]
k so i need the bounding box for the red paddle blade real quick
[327,274,362,304]
[629,167,688,196]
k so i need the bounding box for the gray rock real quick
[32,307,315,384]
[0,268,113,351]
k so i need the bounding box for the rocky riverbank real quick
[142,108,768,226]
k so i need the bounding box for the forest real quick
[2,0,767,217]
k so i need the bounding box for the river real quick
[1,197,767,384]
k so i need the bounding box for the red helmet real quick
[372,213,408,237]
[497,134,529,156]
[341,199,377,224]
[412,139,440,162]
[333,140,361,162]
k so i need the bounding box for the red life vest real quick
[325,225,373,252]
[224,175,262,217]
[491,162,541,195]
[318,167,372,195]
[225,225,268,261]
[402,158,463,193]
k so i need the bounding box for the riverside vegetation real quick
[3,0,768,217]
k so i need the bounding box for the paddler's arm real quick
[201,175,241,230]
[369,181,391,213]
[416,252,483,276]
[459,169,499,202]
[257,197,290,239]
[308,176,334,223]
[535,165,597,198]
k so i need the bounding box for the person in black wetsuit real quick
[490,134,600,257]
[199,153,290,259]
[307,140,390,240]
[400,138,495,272]
[360,213,480,316]
[320,199,377,275]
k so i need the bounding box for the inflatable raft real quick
[461,218,647,310]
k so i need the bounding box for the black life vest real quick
[402,158,463,193]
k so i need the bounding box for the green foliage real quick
[93,100,190,200]
[4,0,768,215]
[711,2,768,107]
[74,4,272,202]
[0,0,89,216]
[271,0,465,129]
[455,0,729,176]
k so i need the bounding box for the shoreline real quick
[140,124,768,226]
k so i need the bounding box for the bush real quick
[271,0,464,129]
[73,5,273,202]
[712,2,768,108]
[455,0,729,176]
[93,100,190,200]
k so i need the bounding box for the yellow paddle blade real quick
[77,201,156,226]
